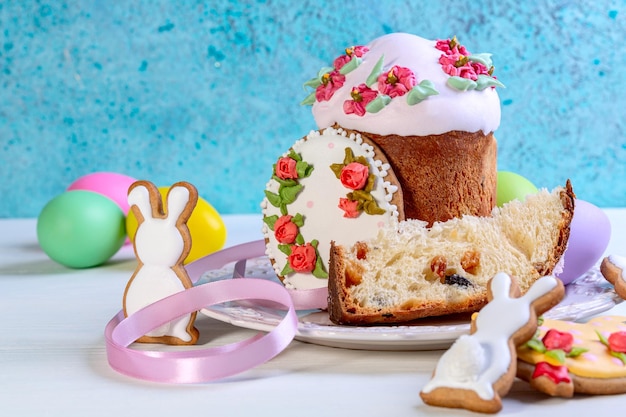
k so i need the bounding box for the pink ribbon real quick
[105,240,327,383]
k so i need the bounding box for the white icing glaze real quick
[312,33,501,136]
[422,273,557,400]
[609,254,626,283]
[124,183,194,342]
[262,127,398,290]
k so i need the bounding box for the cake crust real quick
[364,129,497,226]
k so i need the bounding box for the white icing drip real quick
[422,273,558,400]
[312,33,501,136]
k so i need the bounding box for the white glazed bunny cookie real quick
[420,272,564,414]
[123,180,200,345]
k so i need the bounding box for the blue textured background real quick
[1,0,625,218]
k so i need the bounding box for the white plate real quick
[198,257,622,351]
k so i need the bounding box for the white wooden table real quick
[2,211,626,416]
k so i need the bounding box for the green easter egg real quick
[496,171,539,207]
[37,190,126,268]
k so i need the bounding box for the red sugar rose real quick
[608,331,626,353]
[275,157,298,180]
[340,162,369,190]
[288,243,317,273]
[532,362,571,384]
[542,329,574,353]
[338,198,359,218]
[274,215,298,244]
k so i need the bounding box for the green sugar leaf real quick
[475,74,505,91]
[468,53,493,68]
[339,57,361,75]
[545,349,567,365]
[406,79,439,105]
[263,215,279,230]
[447,76,477,91]
[300,92,316,106]
[264,190,282,208]
[365,54,385,86]
[279,184,303,205]
[365,94,391,113]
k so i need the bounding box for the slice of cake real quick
[327,181,575,325]
[306,33,503,226]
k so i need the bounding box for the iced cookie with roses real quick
[261,127,404,292]
[601,255,626,300]
[517,316,626,396]
[304,33,504,226]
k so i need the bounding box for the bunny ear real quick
[488,272,514,299]
[165,182,198,225]
[128,180,163,223]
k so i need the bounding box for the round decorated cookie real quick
[517,316,626,396]
[261,127,404,290]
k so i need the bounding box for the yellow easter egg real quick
[126,186,227,263]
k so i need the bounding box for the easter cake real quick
[308,32,503,226]
[262,33,503,293]
[327,181,575,325]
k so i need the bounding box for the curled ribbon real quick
[105,240,327,383]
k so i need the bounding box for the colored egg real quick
[126,186,227,263]
[557,199,611,285]
[37,190,126,268]
[496,171,539,207]
[67,172,137,215]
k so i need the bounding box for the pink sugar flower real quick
[288,243,317,273]
[275,157,298,180]
[377,66,416,98]
[471,61,490,76]
[333,45,369,70]
[315,70,345,102]
[338,198,359,218]
[273,215,298,244]
[343,84,378,116]
[340,162,369,190]
[435,37,469,56]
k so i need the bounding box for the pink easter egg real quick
[67,172,137,215]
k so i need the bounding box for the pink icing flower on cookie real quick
[275,157,298,180]
[338,198,359,218]
[340,162,369,190]
[532,362,571,384]
[333,45,369,70]
[542,329,574,353]
[315,70,345,102]
[608,331,626,353]
[343,84,378,116]
[377,66,416,98]
[274,215,298,244]
[288,243,317,273]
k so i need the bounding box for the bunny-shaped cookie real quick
[123,180,199,345]
[420,272,564,413]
